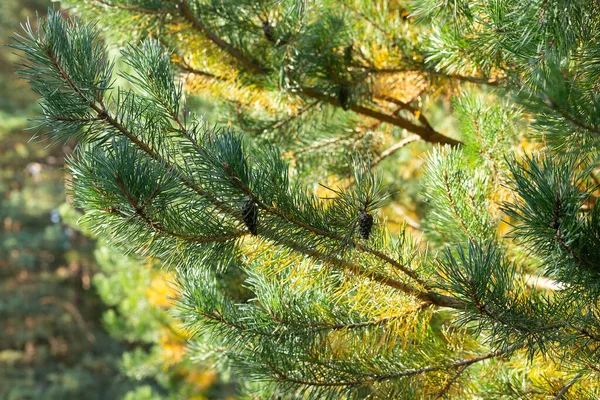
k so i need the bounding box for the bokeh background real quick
[1,2,130,398]
[1,3,231,399]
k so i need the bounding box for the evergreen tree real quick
[12,1,600,398]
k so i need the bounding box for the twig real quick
[553,372,583,399]
[250,100,320,135]
[390,204,422,230]
[372,134,420,167]
[434,364,468,399]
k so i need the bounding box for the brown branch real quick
[370,67,502,87]
[96,0,470,146]
[111,172,248,241]
[570,325,600,343]
[106,205,248,244]
[299,87,460,146]
[374,94,434,130]
[433,72,501,86]
[277,237,463,307]
[270,313,393,332]
[44,41,245,224]
[553,196,588,269]
[550,102,600,136]
[201,311,276,338]
[371,68,423,74]
[176,3,461,145]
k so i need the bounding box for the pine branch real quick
[180,0,268,75]
[299,87,460,145]
[39,38,241,222]
[548,100,600,137]
[432,71,502,87]
[200,310,277,338]
[267,304,428,333]
[32,23,471,310]
[223,163,427,286]
[109,176,248,243]
[371,68,502,87]
[275,237,434,305]
[267,344,519,388]
[173,1,461,145]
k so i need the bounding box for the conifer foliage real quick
[13,1,600,398]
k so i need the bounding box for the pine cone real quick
[242,200,258,235]
[338,85,350,110]
[262,20,276,43]
[343,44,353,66]
[358,211,373,240]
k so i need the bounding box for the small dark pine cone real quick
[242,200,258,235]
[358,211,374,240]
[338,85,350,111]
[343,44,353,65]
[262,20,276,43]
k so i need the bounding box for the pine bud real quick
[242,200,258,235]
[338,85,350,111]
[358,211,374,240]
[262,20,275,43]
[343,44,353,66]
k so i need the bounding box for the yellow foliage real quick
[146,270,178,308]
[186,369,219,390]
[372,71,428,103]
[158,334,186,366]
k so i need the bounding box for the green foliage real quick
[504,154,600,296]
[12,2,600,399]
[413,0,600,154]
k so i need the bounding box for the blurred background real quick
[1,2,231,399]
